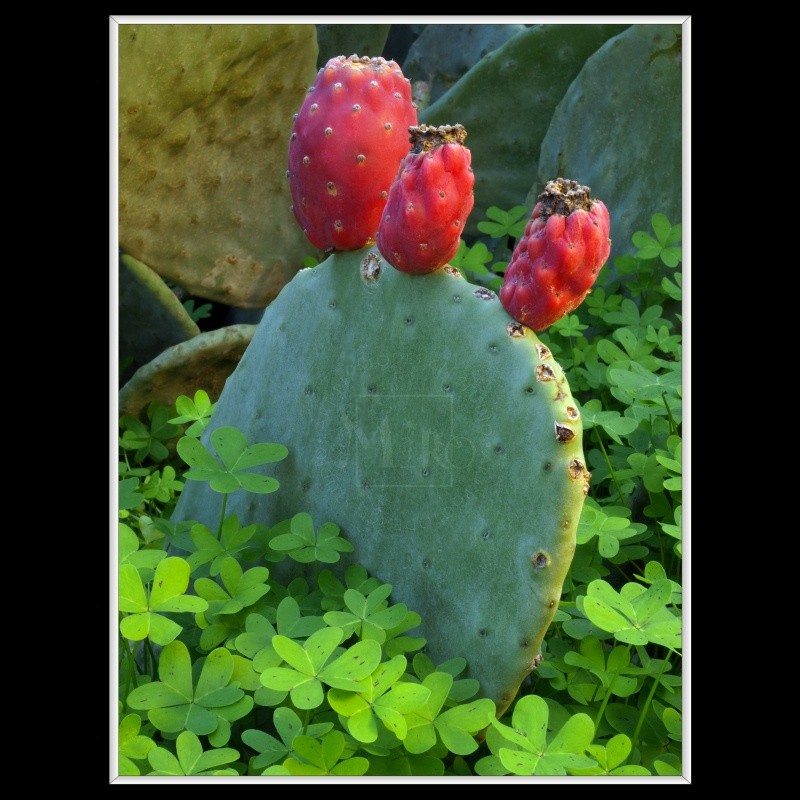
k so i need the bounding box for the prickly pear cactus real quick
[119,24,319,308]
[534,24,681,266]
[119,324,255,417]
[420,24,627,237]
[315,24,391,68]
[118,253,200,381]
[404,23,527,105]
[172,247,590,714]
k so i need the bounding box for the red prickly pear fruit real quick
[499,178,611,331]
[287,55,418,252]
[376,124,475,274]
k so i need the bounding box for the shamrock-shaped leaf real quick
[194,557,270,618]
[259,626,381,710]
[632,213,682,267]
[280,730,369,776]
[269,513,354,564]
[118,523,165,577]
[147,731,239,776]
[118,713,156,776]
[476,695,596,776]
[579,399,639,445]
[242,707,333,772]
[127,640,252,741]
[119,405,178,464]
[581,579,681,651]
[577,502,641,559]
[477,205,529,239]
[448,240,493,276]
[177,426,287,494]
[168,390,216,437]
[119,557,208,645]
[323,583,408,644]
[403,672,495,755]
[118,477,144,512]
[328,655,431,743]
[318,565,383,612]
[140,465,183,503]
[186,515,263,576]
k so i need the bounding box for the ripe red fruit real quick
[376,124,474,274]
[287,55,418,252]
[499,178,611,331]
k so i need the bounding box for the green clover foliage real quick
[269,512,354,563]
[259,626,381,710]
[242,707,333,773]
[476,695,596,776]
[118,713,157,776]
[168,390,216,437]
[177,426,287,494]
[402,671,495,755]
[126,640,253,745]
[119,556,208,645]
[328,655,431,743]
[322,583,408,644]
[268,730,369,776]
[146,730,239,776]
[571,733,651,776]
[581,579,681,651]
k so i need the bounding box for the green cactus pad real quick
[119,324,256,417]
[404,23,527,105]
[172,247,589,714]
[420,24,627,237]
[534,24,682,265]
[119,24,319,308]
[315,24,391,68]
[119,253,200,381]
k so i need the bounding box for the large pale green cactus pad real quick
[420,24,628,237]
[119,23,319,308]
[534,24,682,265]
[172,247,590,713]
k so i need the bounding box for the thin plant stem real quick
[122,637,140,710]
[592,427,627,507]
[632,652,672,749]
[593,644,631,730]
[144,638,158,680]
[661,392,677,436]
[218,493,229,537]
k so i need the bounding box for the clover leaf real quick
[269,512,354,564]
[477,205,529,239]
[323,583,408,644]
[402,672,495,755]
[119,556,208,645]
[476,695,596,776]
[259,626,381,710]
[318,564,383,612]
[274,730,369,776]
[147,731,239,776]
[187,515,265,576]
[126,640,253,744]
[118,713,156,776]
[328,655,431,743]
[242,707,333,773]
[177,426,287,494]
[581,579,681,651]
[118,522,165,579]
[570,733,651,776]
[168,390,216,437]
